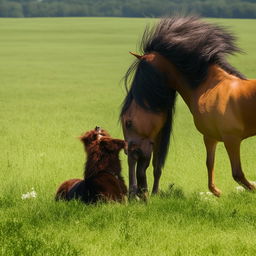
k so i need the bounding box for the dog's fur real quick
[55,128,127,203]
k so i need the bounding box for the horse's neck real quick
[164,61,194,110]
[153,56,192,108]
[194,65,242,102]
[168,65,237,113]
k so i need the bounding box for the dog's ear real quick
[79,131,98,146]
[79,134,89,146]
[100,138,125,152]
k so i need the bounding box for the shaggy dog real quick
[55,127,127,203]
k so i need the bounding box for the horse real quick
[55,127,127,203]
[120,16,256,198]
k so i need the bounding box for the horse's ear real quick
[129,52,142,59]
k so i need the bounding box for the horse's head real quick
[120,53,177,198]
[121,99,168,198]
[121,100,166,160]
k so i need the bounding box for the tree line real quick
[1,0,256,18]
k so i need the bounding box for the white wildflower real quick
[251,181,256,186]
[235,186,245,192]
[199,191,214,200]
[21,188,37,200]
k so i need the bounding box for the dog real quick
[55,127,127,203]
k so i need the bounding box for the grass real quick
[1,17,256,255]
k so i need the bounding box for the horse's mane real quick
[120,60,177,168]
[141,16,246,88]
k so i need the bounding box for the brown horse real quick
[55,127,127,203]
[120,16,256,198]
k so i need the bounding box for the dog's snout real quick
[95,126,101,131]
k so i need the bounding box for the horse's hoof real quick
[137,191,149,202]
[141,193,149,203]
[128,192,140,201]
[249,181,256,190]
[209,187,222,197]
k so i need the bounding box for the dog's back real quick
[83,171,127,203]
[55,178,82,201]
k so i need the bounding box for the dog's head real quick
[81,127,126,179]
[79,126,110,149]
[80,127,126,155]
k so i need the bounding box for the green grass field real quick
[1,17,256,255]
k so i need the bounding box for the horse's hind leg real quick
[152,140,162,194]
[204,136,221,196]
[128,154,138,198]
[224,136,256,190]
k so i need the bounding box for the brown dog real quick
[55,127,127,203]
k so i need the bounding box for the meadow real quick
[1,17,256,255]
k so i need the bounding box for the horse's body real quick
[121,16,256,197]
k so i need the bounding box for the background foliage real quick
[1,17,256,255]
[1,0,256,18]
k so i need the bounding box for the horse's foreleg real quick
[152,156,161,194]
[136,156,151,201]
[128,154,137,198]
[224,136,256,190]
[203,136,221,196]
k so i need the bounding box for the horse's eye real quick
[125,120,132,129]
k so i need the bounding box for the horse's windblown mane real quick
[141,16,246,88]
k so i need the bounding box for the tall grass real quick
[1,17,256,255]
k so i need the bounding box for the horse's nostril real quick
[134,148,139,154]
[131,148,143,158]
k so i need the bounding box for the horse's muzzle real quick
[128,142,143,160]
